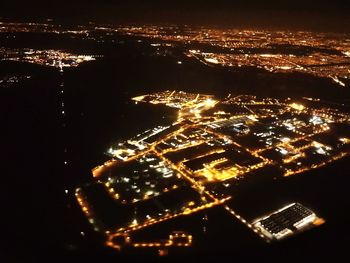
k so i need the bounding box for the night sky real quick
[1,0,350,31]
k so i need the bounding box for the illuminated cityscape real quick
[114,26,350,87]
[76,90,349,252]
[1,5,350,260]
[1,22,349,86]
[0,47,98,70]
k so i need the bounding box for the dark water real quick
[2,38,350,262]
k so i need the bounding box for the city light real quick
[75,91,350,251]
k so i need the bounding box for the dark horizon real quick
[1,1,350,32]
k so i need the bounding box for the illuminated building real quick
[253,203,324,240]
